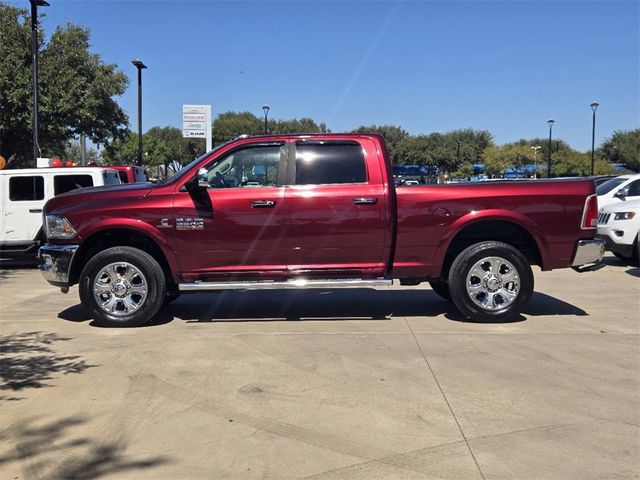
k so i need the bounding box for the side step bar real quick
[178,278,393,292]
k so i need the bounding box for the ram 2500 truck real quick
[38,134,603,327]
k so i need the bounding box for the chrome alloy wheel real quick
[93,262,148,316]
[465,256,520,311]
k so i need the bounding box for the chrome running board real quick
[178,278,393,292]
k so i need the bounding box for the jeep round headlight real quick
[45,215,77,239]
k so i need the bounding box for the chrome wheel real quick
[465,256,520,312]
[93,262,148,317]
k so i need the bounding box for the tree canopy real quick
[0,4,129,166]
[600,129,640,172]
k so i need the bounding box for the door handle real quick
[352,197,378,205]
[250,200,276,208]
[29,209,43,213]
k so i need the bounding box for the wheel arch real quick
[70,226,178,287]
[434,211,548,279]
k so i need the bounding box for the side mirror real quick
[197,168,209,188]
[614,187,629,200]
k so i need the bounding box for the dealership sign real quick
[182,104,212,150]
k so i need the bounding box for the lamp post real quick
[530,145,541,179]
[590,101,599,176]
[131,59,147,166]
[30,0,49,165]
[547,119,555,178]
[262,104,270,134]
[456,140,461,165]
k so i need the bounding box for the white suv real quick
[0,167,120,258]
[597,198,640,265]
[596,174,640,210]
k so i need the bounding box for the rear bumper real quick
[571,239,605,267]
[38,244,79,288]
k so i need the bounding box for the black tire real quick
[428,280,451,301]
[79,246,166,327]
[448,241,534,322]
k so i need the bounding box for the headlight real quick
[45,215,77,239]
[613,212,636,221]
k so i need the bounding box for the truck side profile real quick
[38,134,603,326]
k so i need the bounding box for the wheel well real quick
[440,220,542,278]
[69,229,174,288]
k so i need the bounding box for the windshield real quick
[160,143,229,185]
[596,177,626,195]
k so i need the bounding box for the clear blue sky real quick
[18,0,640,150]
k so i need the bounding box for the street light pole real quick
[456,140,461,165]
[530,145,541,179]
[30,0,49,165]
[262,105,270,134]
[547,119,555,178]
[131,60,147,166]
[590,101,599,176]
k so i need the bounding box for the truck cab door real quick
[283,139,391,278]
[171,142,288,278]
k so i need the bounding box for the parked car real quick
[597,198,640,265]
[596,174,640,209]
[0,167,121,258]
[392,165,437,186]
[39,133,602,327]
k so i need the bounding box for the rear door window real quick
[294,142,366,185]
[9,176,44,201]
[54,174,94,195]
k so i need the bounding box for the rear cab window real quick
[294,142,366,185]
[103,170,121,185]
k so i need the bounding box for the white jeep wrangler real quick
[0,167,120,258]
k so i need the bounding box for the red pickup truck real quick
[38,134,603,327]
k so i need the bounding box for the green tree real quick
[351,125,409,163]
[272,117,328,135]
[600,129,640,172]
[552,150,615,177]
[212,112,263,145]
[0,4,129,166]
[452,161,474,179]
[63,140,100,165]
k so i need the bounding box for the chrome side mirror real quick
[614,187,629,200]
[197,168,209,188]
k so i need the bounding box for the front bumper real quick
[38,243,79,289]
[571,238,605,267]
[597,234,636,258]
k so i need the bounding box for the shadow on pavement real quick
[57,288,589,327]
[0,416,168,479]
[0,332,96,401]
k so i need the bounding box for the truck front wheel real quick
[448,241,533,322]
[79,246,167,327]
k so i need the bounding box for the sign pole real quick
[206,105,212,152]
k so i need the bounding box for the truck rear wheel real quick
[79,246,166,327]
[448,241,533,322]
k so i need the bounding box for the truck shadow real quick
[166,288,586,324]
[58,289,587,327]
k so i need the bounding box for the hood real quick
[44,182,156,215]
[600,197,640,213]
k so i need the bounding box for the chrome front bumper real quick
[38,244,79,290]
[571,238,605,267]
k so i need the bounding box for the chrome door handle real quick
[352,197,378,205]
[250,200,276,208]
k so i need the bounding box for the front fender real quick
[76,218,180,283]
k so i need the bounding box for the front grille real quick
[598,212,611,225]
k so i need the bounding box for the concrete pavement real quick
[0,255,638,479]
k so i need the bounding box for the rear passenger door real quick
[283,139,390,277]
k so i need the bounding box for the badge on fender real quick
[176,217,204,230]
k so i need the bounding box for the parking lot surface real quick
[1,255,638,480]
